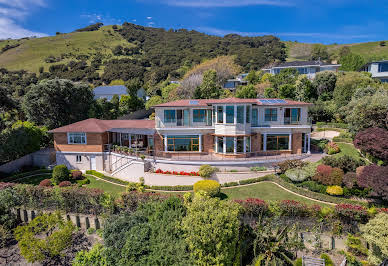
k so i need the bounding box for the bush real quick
[313,165,343,185]
[0,225,10,248]
[73,243,107,266]
[276,160,307,174]
[326,185,344,196]
[294,258,302,266]
[343,172,357,189]
[334,204,369,223]
[322,155,363,173]
[235,198,269,217]
[297,181,327,194]
[326,142,341,155]
[58,181,72,187]
[320,254,334,266]
[193,180,221,197]
[77,178,90,186]
[354,128,388,162]
[198,164,216,178]
[285,168,310,182]
[221,182,239,187]
[52,165,70,185]
[356,165,388,200]
[278,200,309,217]
[86,227,95,234]
[71,170,83,180]
[346,234,368,256]
[39,179,52,187]
[250,166,267,172]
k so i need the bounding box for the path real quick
[311,130,340,140]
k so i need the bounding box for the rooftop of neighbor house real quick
[48,118,155,133]
[153,98,313,107]
[262,60,341,69]
[93,85,128,95]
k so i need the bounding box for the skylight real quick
[259,99,287,104]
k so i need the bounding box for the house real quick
[93,85,128,100]
[49,98,312,173]
[262,60,341,79]
[360,60,388,82]
[223,73,248,91]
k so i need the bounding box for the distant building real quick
[93,85,128,100]
[262,61,341,79]
[223,73,249,91]
[360,60,388,82]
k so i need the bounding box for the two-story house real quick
[360,60,388,82]
[49,98,312,171]
[262,60,341,79]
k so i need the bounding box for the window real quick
[284,108,301,124]
[378,62,388,72]
[206,109,212,126]
[252,108,258,127]
[217,106,224,123]
[68,133,86,144]
[164,110,176,123]
[237,137,244,153]
[246,106,251,123]
[76,155,82,163]
[246,136,251,152]
[226,137,234,153]
[217,137,224,153]
[193,109,206,123]
[265,108,277,121]
[226,106,234,123]
[237,106,244,124]
[166,135,199,152]
[267,134,289,150]
[212,106,216,123]
[297,67,308,74]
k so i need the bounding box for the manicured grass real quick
[334,143,362,160]
[84,175,126,195]
[222,182,329,207]
[14,174,52,185]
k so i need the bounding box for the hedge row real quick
[3,169,53,182]
[146,185,193,191]
[332,137,353,143]
[316,122,348,129]
[85,170,129,186]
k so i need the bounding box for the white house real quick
[360,60,388,82]
[93,85,128,100]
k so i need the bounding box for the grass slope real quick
[0,26,133,73]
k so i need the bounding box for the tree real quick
[236,84,257,98]
[181,193,241,266]
[145,95,164,110]
[339,53,365,71]
[119,94,144,115]
[338,46,351,58]
[195,69,221,99]
[73,243,108,266]
[52,165,70,185]
[269,68,299,90]
[89,98,119,120]
[308,99,336,122]
[310,44,329,61]
[109,79,125,86]
[245,70,262,84]
[278,84,296,99]
[361,213,388,265]
[357,165,388,200]
[295,75,316,101]
[125,78,143,96]
[22,79,93,129]
[354,128,388,163]
[312,71,336,100]
[0,86,15,113]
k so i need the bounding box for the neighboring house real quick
[360,60,388,82]
[49,98,312,172]
[93,85,128,100]
[223,73,249,91]
[262,60,341,79]
[136,87,147,101]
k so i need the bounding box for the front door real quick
[90,155,96,170]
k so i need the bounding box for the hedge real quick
[238,175,273,185]
[193,180,221,196]
[332,137,353,143]
[85,170,129,186]
[316,122,348,129]
[3,169,52,182]
[146,185,193,191]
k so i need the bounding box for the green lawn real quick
[14,174,51,185]
[222,182,329,207]
[334,143,362,160]
[84,175,126,195]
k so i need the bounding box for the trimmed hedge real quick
[146,185,193,191]
[222,182,239,187]
[3,169,52,182]
[193,180,221,196]
[332,137,353,143]
[86,170,129,186]
[316,122,348,129]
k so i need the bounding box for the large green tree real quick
[310,44,329,61]
[339,53,365,71]
[236,84,257,98]
[22,79,93,129]
[312,71,337,100]
[194,69,221,99]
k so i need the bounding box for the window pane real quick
[246,136,251,152]
[226,106,234,123]
[265,108,277,122]
[166,135,200,152]
[164,110,176,123]
[207,109,212,126]
[379,62,388,72]
[266,134,289,150]
[252,109,258,127]
[237,137,244,153]
[193,109,206,123]
[226,137,234,153]
[217,137,224,153]
[184,110,190,126]
[69,133,86,144]
[246,106,251,123]
[212,106,216,123]
[237,106,244,124]
[217,106,223,123]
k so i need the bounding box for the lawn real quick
[84,175,126,195]
[334,143,362,160]
[14,174,51,185]
[222,182,329,207]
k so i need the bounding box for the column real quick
[243,136,247,153]
[119,133,122,146]
[234,105,237,124]
[198,134,202,152]
[215,136,218,153]
[223,137,226,154]
[304,134,307,153]
[164,135,168,152]
[234,137,237,154]
[263,133,267,151]
[288,133,292,150]
[307,133,311,154]
[243,105,246,126]
[223,105,226,124]
[128,134,132,148]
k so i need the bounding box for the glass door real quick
[177,110,183,126]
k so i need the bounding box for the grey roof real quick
[93,85,128,95]
[268,60,339,69]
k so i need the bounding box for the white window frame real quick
[67,132,87,144]
[76,155,82,163]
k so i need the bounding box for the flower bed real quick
[334,204,369,223]
[154,169,200,176]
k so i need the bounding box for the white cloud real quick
[0,17,47,39]
[0,0,46,9]
[163,0,293,7]
[146,16,152,19]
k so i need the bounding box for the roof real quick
[49,118,155,133]
[153,97,312,107]
[118,108,154,120]
[93,85,128,95]
[262,60,340,69]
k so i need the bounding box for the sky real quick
[0,0,387,44]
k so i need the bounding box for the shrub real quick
[278,200,309,217]
[250,166,267,172]
[356,165,388,200]
[73,243,107,266]
[334,204,369,223]
[322,155,364,173]
[235,198,269,217]
[320,254,334,266]
[118,191,168,213]
[285,168,310,182]
[343,172,357,189]
[354,128,388,162]
[14,212,75,263]
[294,258,302,266]
[326,185,344,196]
[39,179,52,187]
[346,234,368,256]
[297,181,327,194]
[276,160,307,174]
[71,170,83,180]
[330,168,344,186]
[52,165,70,185]
[77,178,90,186]
[313,165,343,185]
[58,181,72,187]
[0,225,10,248]
[222,182,239,187]
[86,227,95,234]
[193,180,221,197]
[198,164,216,178]
[326,142,341,155]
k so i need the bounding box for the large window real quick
[297,67,308,74]
[237,137,244,153]
[193,109,206,123]
[252,108,258,127]
[265,108,277,122]
[68,133,86,144]
[213,106,216,123]
[226,106,234,123]
[217,106,224,123]
[164,110,176,123]
[246,136,251,152]
[237,106,244,124]
[284,108,301,124]
[246,106,251,123]
[166,135,199,152]
[217,137,224,153]
[378,62,388,72]
[267,134,289,150]
[226,137,234,153]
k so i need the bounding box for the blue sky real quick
[0,0,387,44]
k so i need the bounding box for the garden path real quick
[311,130,340,140]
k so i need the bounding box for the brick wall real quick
[251,133,261,152]
[203,134,214,153]
[54,132,108,152]
[292,133,302,154]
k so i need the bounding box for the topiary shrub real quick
[322,155,364,173]
[326,142,340,155]
[198,165,216,178]
[330,168,344,186]
[276,160,307,174]
[343,172,357,189]
[313,165,343,185]
[326,185,344,196]
[71,170,83,180]
[52,165,70,185]
[193,180,221,197]
[320,254,334,266]
[58,181,72,187]
[284,163,317,182]
[39,179,52,187]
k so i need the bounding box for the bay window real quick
[217,137,224,153]
[237,137,244,153]
[68,133,86,144]
[225,137,234,153]
[237,106,244,124]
